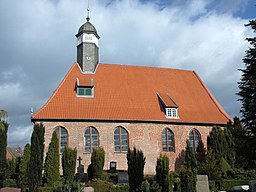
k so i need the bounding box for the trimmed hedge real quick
[210,179,248,191]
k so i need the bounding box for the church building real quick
[31,13,231,174]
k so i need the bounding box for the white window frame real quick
[76,86,94,97]
[165,108,179,119]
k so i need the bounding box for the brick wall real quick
[37,121,213,175]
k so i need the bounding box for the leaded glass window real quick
[55,127,68,153]
[189,129,202,153]
[84,127,99,153]
[114,127,128,152]
[162,128,175,152]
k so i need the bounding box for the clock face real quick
[86,56,91,60]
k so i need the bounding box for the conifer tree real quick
[91,147,105,179]
[207,126,235,168]
[184,140,197,172]
[180,140,197,192]
[62,146,77,183]
[44,131,60,186]
[19,144,30,191]
[156,154,172,192]
[127,147,146,192]
[0,110,8,188]
[238,19,256,167]
[28,123,45,192]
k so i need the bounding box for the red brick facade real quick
[37,121,213,174]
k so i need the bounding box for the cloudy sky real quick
[0,0,255,147]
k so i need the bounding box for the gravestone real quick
[196,175,210,192]
[75,156,87,183]
[109,161,117,173]
[249,180,256,192]
[117,172,129,184]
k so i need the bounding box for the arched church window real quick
[189,129,202,153]
[162,128,175,152]
[84,127,99,153]
[55,126,68,153]
[114,127,128,152]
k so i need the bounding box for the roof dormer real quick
[76,78,94,97]
[157,93,179,119]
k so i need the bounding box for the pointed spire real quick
[86,0,90,22]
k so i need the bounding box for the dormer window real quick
[166,108,178,119]
[76,78,94,97]
[157,92,179,119]
[77,86,93,97]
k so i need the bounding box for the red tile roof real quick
[32,63,231,124]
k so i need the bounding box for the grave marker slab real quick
[196,175,210,192]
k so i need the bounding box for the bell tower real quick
[76,8,100,73]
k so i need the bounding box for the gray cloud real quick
[0,0,252,147]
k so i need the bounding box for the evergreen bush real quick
[44,131,60,186]
[127,146,146,192]
[62,146,77,183]
[91,147,105,179]
[0,120,8,188]
[28,123,45,192]
[156,154,172,192]
[19,144,31,191]
[179,168,197,192]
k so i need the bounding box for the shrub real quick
[62,147,77,183]
[91,147,105,179]
[53,181,84,192]
[44,131,60,186]
[179,167,197,192]
[156,154,172,192]
[127,147,146,192]
[3,179,16,188]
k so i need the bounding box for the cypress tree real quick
[237,20,256,167]
[44,131,60,186]
[19,144,30,191]
[180,140,197,192]
[184,140,197,172]
[0,110,8,188]
[127,147,146,192]
[28,123,45,192]
[91,147,105,179]
[156,154,172,192]
[207,126,235,168]
[62,146,77,183]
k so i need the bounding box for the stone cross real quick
[77,156,83,166]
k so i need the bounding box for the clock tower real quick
[76,10,100,73]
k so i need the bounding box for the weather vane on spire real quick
[86,0,90,22]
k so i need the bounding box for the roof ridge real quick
[99,63,194,72]
[32,63,78,119]
[192,71,231,122]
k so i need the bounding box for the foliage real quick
[0,110,8,122]
[219,157,233,179]
[19,144,31,190]
[127,146,146,192]
[184,140,197,172]
[44,131,60,186]
[28,123,45,192]
[227,118,250,168]
[200,149,221,180]
[62,146,77,183]
[0,116,8,188]
[53,181,84,192]
[91,147,105,179]
[3,179,16,188]
[237,19,256,168]
[156,154,172,192]
[108,184,129,192]
[214,179,249,191]
[207,126,235,168]
[179,167,197,192]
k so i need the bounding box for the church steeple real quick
[76,7,100,73]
